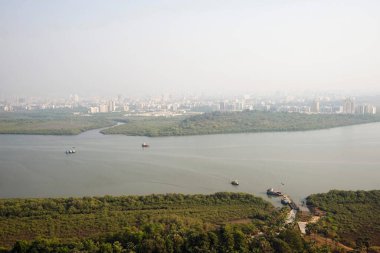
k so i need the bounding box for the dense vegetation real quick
[0,111,125,135]
[0,192,338,253]
[306,190,380,249]
[0,191,365,252]
[0,193,275,248]
[2,225,322,253]
[1,110,379,136]
[102,111,380,137]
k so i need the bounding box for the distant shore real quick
[101,111,380,137]
[0,111,125,135]
[1,110,379,136]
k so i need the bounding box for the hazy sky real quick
[1,0,379,97]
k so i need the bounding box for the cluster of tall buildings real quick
[219,101,245,111]
[311,99,320,113]
[343,98,355,114]
[342,98,376,115]
[276,97,376,115]
[89,100,118,113]
[356,104,377,115]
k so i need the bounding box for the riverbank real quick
[1,110,379,136]
[101,111,380,137]
[0,111,126,135]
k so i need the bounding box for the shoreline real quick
[1,120,379,137]
[103,120,380,137]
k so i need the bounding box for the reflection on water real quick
[1,123,380,206]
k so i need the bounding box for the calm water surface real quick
[1,123,380,205]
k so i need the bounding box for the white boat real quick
[65,147,76,154]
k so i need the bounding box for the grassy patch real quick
[0,111,124,135]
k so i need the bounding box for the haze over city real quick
[1,0,380,97]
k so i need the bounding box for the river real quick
[1,123,379,206]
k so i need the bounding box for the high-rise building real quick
[89,107,99,114]
[372,106,377,114]
[311,99,320,113]
[220,102,226,111]
[357,104,377,115]
[108,100,116,112]
[234,102,244,111]
[99,104,108,113]
[343,98,355,114]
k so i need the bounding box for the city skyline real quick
[1,91,377,117]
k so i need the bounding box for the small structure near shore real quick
[266,187,299,210]
[267,188,283,196]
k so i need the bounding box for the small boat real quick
[142,143,149,148]
[267,188,283,196]
[231,180,239,186]
[65,147,76,154]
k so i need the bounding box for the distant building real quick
[220,102,227,111]
[311,99,320,113]
[357,104,377,115]
[233,102,244,111]
[3,105,13,112]
[356,105,366,115]
[171,103,179,111]
[320,106,332,114]
[343,98,355,114]
[108,100,116,112]
[300,106,311,113]
[99,104,108,113]
[371,106,377,114]
[89,107,99,114]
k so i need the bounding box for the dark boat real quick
[231,180,239,186]
[142,143,149,148]
[266,188,283,196]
